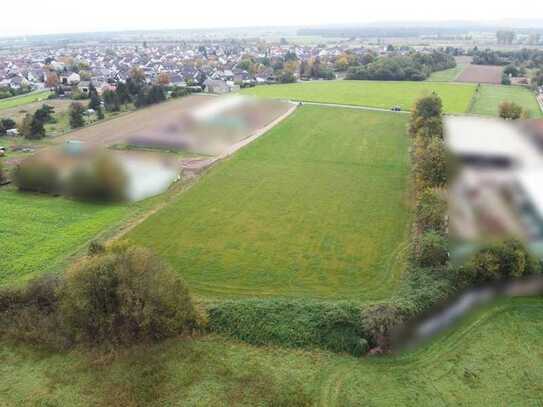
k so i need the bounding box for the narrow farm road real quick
[296,101,410,114]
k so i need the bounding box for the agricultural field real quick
[0,90,52,112]
[50,95,214,147]
[0,98,72,124]
[240,80,476,114]
[456,64,503,84]
[426,64,466,82]
[0,189,145,287]
[1,297,541,406]
[126,106,411,300]
[469,84,543,118]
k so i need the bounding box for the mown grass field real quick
[127,106,411,300]
[1,298,541,406]
[0,189,142,287]
[0,90,52,112]
[426,64,466,82]
[469,84,543,118]
[240,80,476,113]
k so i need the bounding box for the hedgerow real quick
[208,299,368,356]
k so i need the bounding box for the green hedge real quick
[208,299,369,356]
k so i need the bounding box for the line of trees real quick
[408,94,448,268]
[346,51,456,81]
[101,73,166,113]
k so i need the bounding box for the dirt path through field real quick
[297,101,410,114]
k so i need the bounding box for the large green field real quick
[127,106,411,300]
[0,90,52,112]
[0,189,141,287]
[240,80,476,113]
[2,297,541,406]
[469,84,543,118]
[426,64,466,82]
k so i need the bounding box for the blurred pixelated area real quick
[11,95,295,202]
[447,115,543,261]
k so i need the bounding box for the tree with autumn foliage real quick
[158,72,171,86]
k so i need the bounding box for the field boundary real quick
[466,83,481,114]
[295,101,410,114]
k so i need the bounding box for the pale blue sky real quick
[2,0,542,37]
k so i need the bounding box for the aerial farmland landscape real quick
[1,3,543,406]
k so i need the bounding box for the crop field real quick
[469,84,543,118]
[240,80,476,113]
[0,90,52,112]
[126,106,411,300]
[426,64,466,82]
[0,189,142,287]
[1,297,541,406]
[456,64,503,84]
[51,95,214,147]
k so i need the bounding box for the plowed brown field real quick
[456,64,503,84]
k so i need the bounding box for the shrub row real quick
[208,299,368,356]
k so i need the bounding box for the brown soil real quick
[456,64,503,84]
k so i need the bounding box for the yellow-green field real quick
[426,64,466,82]
[240,80,476,113]
[0,189,144,287]
[469,84,543,118]
[0,90,52,112]
[127,106,411,300]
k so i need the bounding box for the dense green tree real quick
[59,244,198,345]
[69,102,85,129]
[102,90,120,112]
[88,89,102,111]
[33,104,55,124]
[469,240,541,283]
[409,94,443,138]
[116,82,131,105]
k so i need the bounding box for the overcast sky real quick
[2,0,543,37]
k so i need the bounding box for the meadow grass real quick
[240,80,476,113]
[127,106,411,300]
[0,90,52,112]
[426,64,466,82]
[1,298,541,406]
[469,84,543,118]
[0,189,141,287]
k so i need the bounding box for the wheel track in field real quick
[315,299,543,406]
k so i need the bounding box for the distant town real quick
[1,27,542,99]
